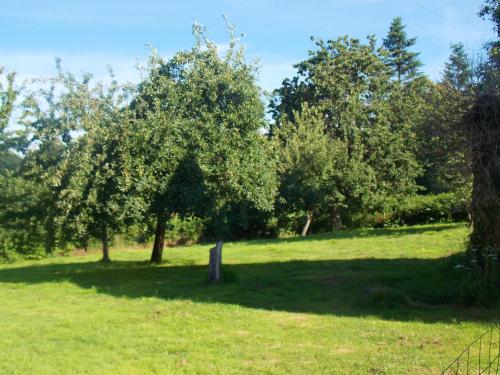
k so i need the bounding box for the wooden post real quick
[208,241,223,283]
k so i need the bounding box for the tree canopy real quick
[128,25,277,263]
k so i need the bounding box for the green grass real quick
[0,223,498,374]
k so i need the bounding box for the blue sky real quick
[0,0,496,91]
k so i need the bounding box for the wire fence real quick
[442,325,500,375]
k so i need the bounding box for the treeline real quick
[0,6,498,275]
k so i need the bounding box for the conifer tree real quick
[383,17,422,82]
[443,43,472,92]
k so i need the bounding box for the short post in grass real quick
[208,241,223,283]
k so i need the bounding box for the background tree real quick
[128,53,189,263]
[0,67,25,171]
[274,105,338,236]
[479,0,500,59]
[19,64,93,254]
[414,44,474,195]
[443,43,473,92]
[382,17,422,82]
[0,68,55,260]
[53,74,138,262]
[0,68,35,260]
[418,0,500,292]
[271,35,420,229]
[466,92,500,286]
[465,0,500,287]
[0,67,19,149]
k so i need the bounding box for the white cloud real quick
[0,51,143,86]
[418,0,495,46]
[257,60,295,93]
[437,3,489,44]
[421,58,444,81]
[0,49,297,94]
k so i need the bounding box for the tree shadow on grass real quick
[0,251,497,324]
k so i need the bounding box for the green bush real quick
[121,223,154,246]
[364,192,468,228]
[0,228,46,262]
[165,215,205,246]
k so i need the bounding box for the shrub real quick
[165,214,205,246]
[122,223,154,246]
[363,192,468,228]
[0,228,45,262]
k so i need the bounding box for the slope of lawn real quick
[0,223,498,374]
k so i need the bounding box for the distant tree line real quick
[0,4,498,292]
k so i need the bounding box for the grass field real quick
[0,223,498,374]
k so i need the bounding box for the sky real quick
[0,0,496,92]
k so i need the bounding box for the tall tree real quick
[443,43,473,92]
[415,44,474,195]
[466,93,500,285]
[479,0,500,41]
[382,17,422,82]
[0,66,25,170]
[0,66,19,151]
[466,0,500,287]
[478,0,500,86]
[0,68,35,260]
[20,63,92,254]
[271,35,420,229]
[129,56,189,263]
[0,67,65,259]
[274,105,337,236]
[55,77,138,263]
[425,0,500,291]
[133,23,277,263]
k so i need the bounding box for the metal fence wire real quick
[442,325,500,375]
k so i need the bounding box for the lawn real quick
[0,223,498,374]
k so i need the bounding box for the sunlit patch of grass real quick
[0,223,497,374]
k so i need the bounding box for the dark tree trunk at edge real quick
[150,213,166,264]
[467,93,500,282]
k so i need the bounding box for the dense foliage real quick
[130,25,277,263]
[270,33,423,232]
[361,192,468,228]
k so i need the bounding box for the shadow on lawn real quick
[0,252,497,324]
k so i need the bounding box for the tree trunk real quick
[208,241,223,283]
[301,211,313,237]
[101,228,111,263]
[83,237,89,253]
[332,207,343,231]
[467,93,500,283]
[44,212,56,254]
[150,213,166,264]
